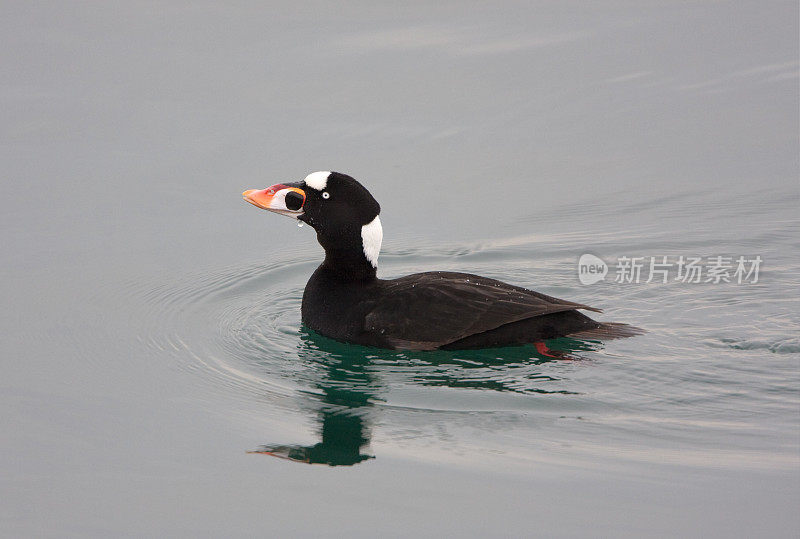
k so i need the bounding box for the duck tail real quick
[569,322,645,341]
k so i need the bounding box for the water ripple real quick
[117,220,799,467]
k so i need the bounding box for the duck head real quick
[243,171,382,277]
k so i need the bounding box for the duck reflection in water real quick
[250,329,602,466]
[250,330,377,466]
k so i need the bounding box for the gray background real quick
[2,1,798,537]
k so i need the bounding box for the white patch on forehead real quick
[361,215,382,268]
[303,171,331,191]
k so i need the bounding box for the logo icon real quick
[578,254,608,285]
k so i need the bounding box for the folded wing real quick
[364,272,601,350]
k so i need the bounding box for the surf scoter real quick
[243,171,642,351]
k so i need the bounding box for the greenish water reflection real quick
[251,331,377,465]
[252,330,602,466]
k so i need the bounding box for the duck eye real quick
[321,191,330,199]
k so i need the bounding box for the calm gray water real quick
[2,1,799,537]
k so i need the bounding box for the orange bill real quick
[242,183,306,218]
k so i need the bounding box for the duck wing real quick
[364,271,601,350]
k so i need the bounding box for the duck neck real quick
[321,249,377,282]
[318,215,382,283]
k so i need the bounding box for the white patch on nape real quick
[360,215,382,268]
[303,171,331,191]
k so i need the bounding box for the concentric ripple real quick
[122,224,800,467]
[132,245,596,414]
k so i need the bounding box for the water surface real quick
[2,1,798,537]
